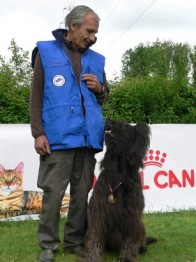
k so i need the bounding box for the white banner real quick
[0,124,195,212]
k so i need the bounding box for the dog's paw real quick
[139,245,147,254]
[119,259,137,262]
[119,256,137,262]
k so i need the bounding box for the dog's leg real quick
[119,238,138,262]
[81,196,106,262]
[80,227,105,262]
[138,222,147,254]
[119,212,145,262]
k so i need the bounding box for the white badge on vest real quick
[53,75,65,87]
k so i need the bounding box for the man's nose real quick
[89,34,96,42]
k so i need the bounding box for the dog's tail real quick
[146,236,157,245]
[139,236,157,254]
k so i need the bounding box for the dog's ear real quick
[127,123,150,168]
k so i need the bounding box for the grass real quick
[0,210,196,262]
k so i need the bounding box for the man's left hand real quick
[82,74,102,93]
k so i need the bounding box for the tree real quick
[121,40,192,85]
[113,40,196,123]
[190,45,196,87]
[0,39,32,88]
[0,39,32,123]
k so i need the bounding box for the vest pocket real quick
[42,105,86,146]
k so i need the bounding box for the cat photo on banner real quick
[0,162,70,219]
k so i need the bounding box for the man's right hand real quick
[34,135,51,155]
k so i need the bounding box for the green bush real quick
[103,76,196,123]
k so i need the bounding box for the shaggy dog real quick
[81,120,156,262]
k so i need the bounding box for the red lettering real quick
[182,170,195,187]
[154,171,168,189]
[168,170,182,188]
[140,171,150,190]
[141,169,195,190]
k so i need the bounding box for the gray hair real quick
[64,5,100,29]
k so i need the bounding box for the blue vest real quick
[37,40,105,151]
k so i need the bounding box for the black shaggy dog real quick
[81,120,156,262]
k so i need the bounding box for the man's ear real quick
[70,21,78,31]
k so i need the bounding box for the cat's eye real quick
[0,177,6,181]
[12,176,17,181]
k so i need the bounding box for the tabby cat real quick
[0,162,70,219]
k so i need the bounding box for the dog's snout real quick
[105,119,113,130]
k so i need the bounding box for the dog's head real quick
[104,119,150,168]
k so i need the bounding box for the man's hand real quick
[82,74,102,93]
[34,135,51,155]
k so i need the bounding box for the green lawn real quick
[0,210,196,262]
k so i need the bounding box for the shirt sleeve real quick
[29,53,45,138]
[95,71,110,106]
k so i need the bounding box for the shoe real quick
[64,245,84,256]
[38,249,55,262]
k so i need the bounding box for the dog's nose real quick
[105,119,112,128]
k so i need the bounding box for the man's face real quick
[71,12,99,49]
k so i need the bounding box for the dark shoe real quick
[38,249,55,262]
[64,245,84,256]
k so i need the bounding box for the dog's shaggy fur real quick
[81,120,156,262]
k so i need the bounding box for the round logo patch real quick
[53,75,65,87]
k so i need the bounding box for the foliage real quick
[0,210,195,261]
[0,39,32,123]
[0,84,30,123]
[103,76,196,123]
[121,39,193,85]
[0,38,196,124]
[104,39,196,124]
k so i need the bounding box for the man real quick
[30,5,109,262]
